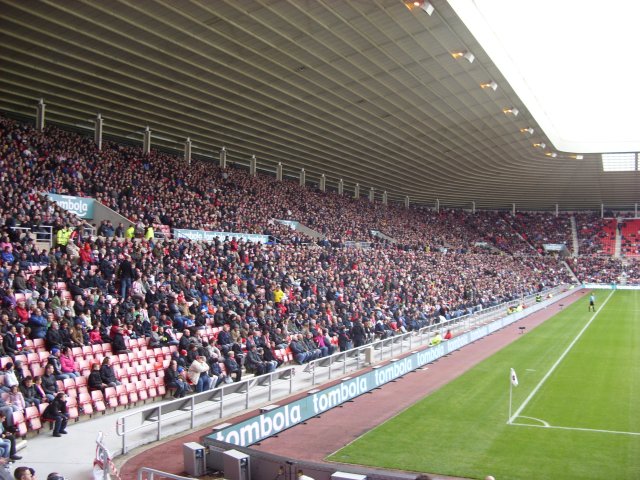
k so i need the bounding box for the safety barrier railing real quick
[116,284,570,455]
[137,468,191,480]
[116,366,295,454]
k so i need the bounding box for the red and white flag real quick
[510,368,519,387]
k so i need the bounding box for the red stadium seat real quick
[145,378,157,398]
[78,392,94,416]
[136,381,148,403]
[91,390,106,413]
[33,339,46,352]
[13,411,28,437]
[26,352,40,366]
[116,384,128,407]
[104,387,118,409]
[63,378,77,398]
[155,377,166,397]
[92,344,103,356]
[126,383,138,404]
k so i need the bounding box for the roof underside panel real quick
[0,0,637,210]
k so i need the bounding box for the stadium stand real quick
[0,113,636,458]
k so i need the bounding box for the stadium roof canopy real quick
[0,0,638,211]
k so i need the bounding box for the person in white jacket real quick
[187,356,213,393]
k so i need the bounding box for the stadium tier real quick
[0,114,639,477]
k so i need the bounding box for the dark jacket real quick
[45,328,63,350]
[164,366,183,387]
[224,355,240,374]
[42,396,68,418]
[47,356,64,376]
[88,370,104,391]
[2,333,18,356]
[100,364,118,385]
[112,332,128,353]
[41,374,59,395]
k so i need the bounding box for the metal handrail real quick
[10,225,53,249]
[116,366,295,454]
[115,285,568,455]
[137,467,192,480]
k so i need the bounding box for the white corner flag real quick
[510,368,519,387]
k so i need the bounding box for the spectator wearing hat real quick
[46,349,73,380]
[111,327,129,354]
[148,324,161,348]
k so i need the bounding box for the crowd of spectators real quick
[0,116,634,352]
[503,212,573,255]
[568,256,625,284]
[619,219,640,256]
[1,111,640,468]
[574,213,617,256]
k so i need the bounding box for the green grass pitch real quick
[328,290,640,479]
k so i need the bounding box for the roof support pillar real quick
[249,155,257,176]
[94,113,103,151]
[601,203,604,218]
[512,203,516,215]
[338,179,344,195]
[472,201,476,214]
[319,174,326,192]
[354,183,360,199]
[435,198,439,213]
[299,168,305,187]
[276,162,283,181]
[555,203,559,217]
[142,126,151,154]
[184,138,192,165]
[369,187,374,202]
[219,147,226,169]
[382,191,387,205]
[36,98,45,132]
[405,196,409,208]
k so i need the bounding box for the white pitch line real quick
[508,290,615,425]
[517,416,549,427]
[510,422,640,437]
